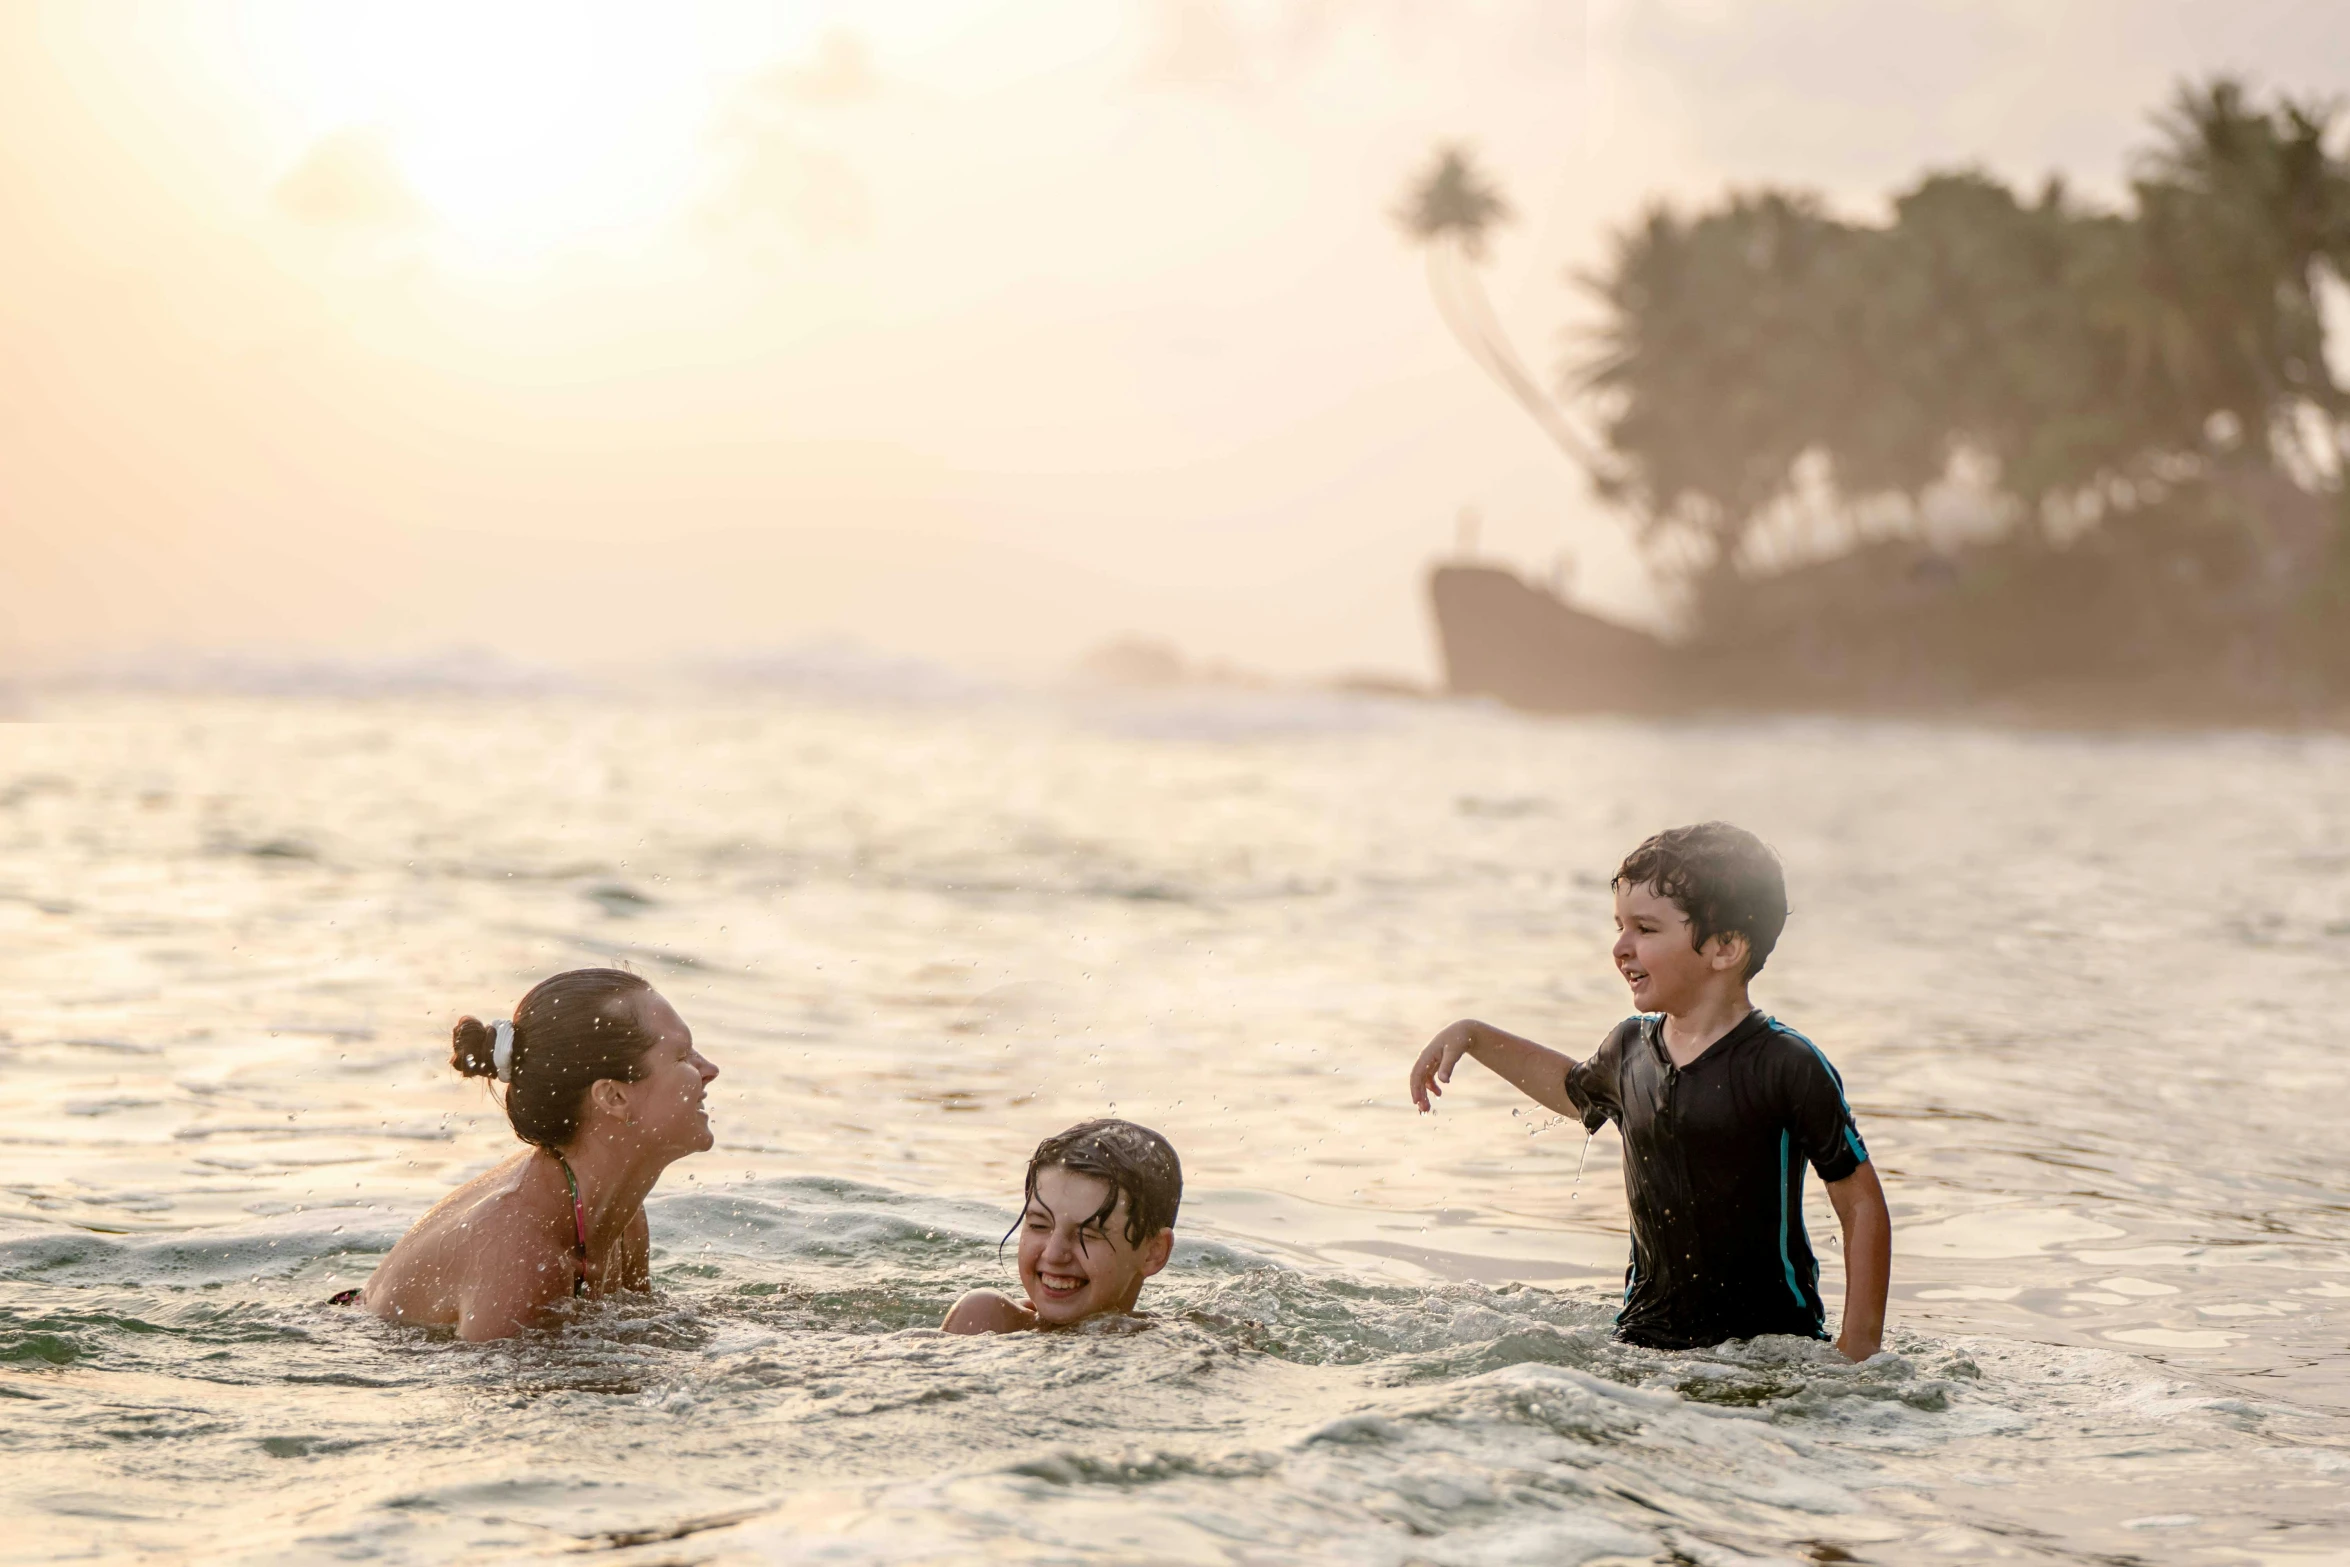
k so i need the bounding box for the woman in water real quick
[345,968,719,1341]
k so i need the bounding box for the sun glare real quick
[271,1,784,266]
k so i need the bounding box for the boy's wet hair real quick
[1614,822,1789,978]
[1017,1119,1183,1249]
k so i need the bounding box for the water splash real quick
[1509,1105,1572,1139]
[6,691,2349,1563]
[2,1181,2323,1564]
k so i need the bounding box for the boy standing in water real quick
[944,1119,1182,1334]
[1408,823,1890,1359]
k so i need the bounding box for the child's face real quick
[1612,879,1745,1014]
[1017,1165,1170,1326]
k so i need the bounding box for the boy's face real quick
[1612,879,1747,1014]
[1017,1164,1172,1326]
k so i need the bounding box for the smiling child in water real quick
[1409,823,1892,1360]
[943,1119,1182,1333]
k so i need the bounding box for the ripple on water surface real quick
[3,1178,2343,1565]
[4,694,2350,1563]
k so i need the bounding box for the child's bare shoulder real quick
[942,1289,1037,1335]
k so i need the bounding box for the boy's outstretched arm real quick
[1824,1163,1891,1361]
[1409,1020,1579,1117]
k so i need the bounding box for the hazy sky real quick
[4,0,2346,679]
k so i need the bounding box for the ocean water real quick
[3,678,2346,1564]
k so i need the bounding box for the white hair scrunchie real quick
[492,1020,516,1084]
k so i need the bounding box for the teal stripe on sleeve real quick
[1772,1018,1870,1169]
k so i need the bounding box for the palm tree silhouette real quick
[2131,78,2350,476]
[1396,146,1611,478]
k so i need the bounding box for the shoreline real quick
[1428,560,2350,738]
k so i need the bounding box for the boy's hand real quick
[1408,1019,1577,1118]
[1835,1322,1883,1362]
[1408,1021,1480,1112]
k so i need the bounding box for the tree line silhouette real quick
[1402,80,2350,714]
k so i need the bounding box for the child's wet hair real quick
[1010,1119,1183,1250]
[451,968,661,1149]
[1613,822,1790,977]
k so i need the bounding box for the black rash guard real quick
[1563,1010,1869,1351]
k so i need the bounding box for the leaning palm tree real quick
[1396,145,1610,476]
[2130,78,2350,475]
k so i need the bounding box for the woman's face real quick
[613,991,719,1159]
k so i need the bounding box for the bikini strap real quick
[552,1150,590,1299]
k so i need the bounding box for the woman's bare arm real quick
[456,1255,560,1342]
[619,1209,653,1292]
[453,1206,572,1341]
[1408,1019,1580,1117]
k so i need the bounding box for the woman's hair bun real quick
[451,1016,501,1079]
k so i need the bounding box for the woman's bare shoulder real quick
[404,1150,535,1231]
[942,1289,1035,1335]
[363,1153,548,1324]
